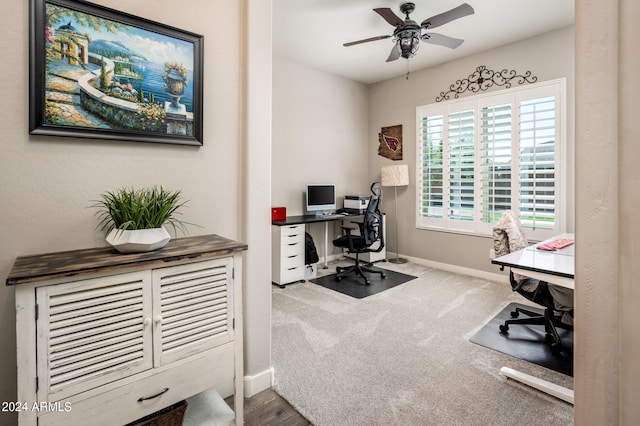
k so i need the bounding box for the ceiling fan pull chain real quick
[406,59,411,80]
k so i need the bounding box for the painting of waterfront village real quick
[30,0,203,145]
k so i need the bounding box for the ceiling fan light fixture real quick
[397,30,420,59]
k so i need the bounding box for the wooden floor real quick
[226,388,312,425]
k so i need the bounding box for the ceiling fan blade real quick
[422,33,465,49]
[343,35,391,47]
[421,3,474,29]
[386,44,401,62]
[374,8,405,26]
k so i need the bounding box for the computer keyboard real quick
[323,214,347,219]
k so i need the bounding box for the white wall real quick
[242,0,273,396]
[272,56,370,256]
[617,0,640,420]
[574,0,640,423]
[0,1,247,424]
[368,26,575,273]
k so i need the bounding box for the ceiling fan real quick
[343,2,474,62]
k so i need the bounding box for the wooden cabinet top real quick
[6,234,248,286]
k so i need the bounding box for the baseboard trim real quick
[329,251,505,283]
[324,253,343,264]
[244,367,274,397]
[400,253,506,283]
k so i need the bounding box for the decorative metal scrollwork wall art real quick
[436,66,538,102]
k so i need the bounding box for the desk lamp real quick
[381,164,409,264]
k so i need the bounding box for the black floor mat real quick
[310,267,416,299]
[470,302,573,376]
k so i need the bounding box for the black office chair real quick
[499,272,572,353]
[333,184,385,286]
[493,212,573,354]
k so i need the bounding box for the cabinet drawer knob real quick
[137,387,169,402]
[143,317,152,327]
[155,316,163,324]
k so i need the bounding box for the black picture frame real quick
[30,0,204,146]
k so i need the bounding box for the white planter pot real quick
[106,227,171,254]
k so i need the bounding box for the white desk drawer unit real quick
[6,234,247,426]
[272,224,306,286]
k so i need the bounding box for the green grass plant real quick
[92,186,191,236]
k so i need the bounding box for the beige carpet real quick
[272,260,573,426]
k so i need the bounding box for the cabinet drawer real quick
[280,252,303,269]
[279,265,305,284]
[38,344,235,426]
[280,240,304,258]
[280,229,304,245]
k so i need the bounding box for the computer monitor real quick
[306,184,336,216]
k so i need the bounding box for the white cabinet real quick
[271,224,306,287]
[7,235,246,426]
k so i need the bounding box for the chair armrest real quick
[339,226,358,251]
[365,229,385,253]
[353,221,365,234]
[363,217,384,253]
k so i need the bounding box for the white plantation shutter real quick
[416,79,565,240]
[419,115,444,219]
[519,96,556,230]
[481,103,513,224]
[448,110,475,223]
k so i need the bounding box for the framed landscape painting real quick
[30,0,204,146]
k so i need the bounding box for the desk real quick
[492,233,575,289]
[491,233,575,404]
[273,214,361,266]
[272,214,362,287]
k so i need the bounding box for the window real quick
[416,79,565,241]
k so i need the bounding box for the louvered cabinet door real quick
[35,271,154,402]
[152,258,234,366]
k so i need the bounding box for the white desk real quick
[491,233,575,404]
[492,233,575,289]
[272,213,364,288]
[273,213,362,265]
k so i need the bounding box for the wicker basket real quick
[125,400,188,426]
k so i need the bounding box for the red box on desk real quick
[271,207,286,221]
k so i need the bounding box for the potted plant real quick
[92,186,190,253]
